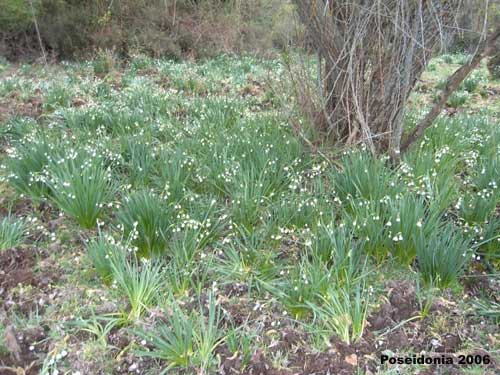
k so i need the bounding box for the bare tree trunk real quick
[29,0,47,66]
[401,26,500,153]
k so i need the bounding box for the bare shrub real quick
[292,1,463,156]
[0,0,299,60]
[292,1,498,157]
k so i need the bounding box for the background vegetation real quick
[2,0,498,62]
[0,0,298,60]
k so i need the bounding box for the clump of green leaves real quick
[441,54,454,64]
[307,281,370,345]
[5,136,53,200]
[460,156,499,224]
[168,200,223,268]
[120,137,158,188]
[86,235,123,284]
[0,215,27,250]
[110,255,165,322]
[476,218,500,262]
[277,225,366,319]
[135,293,223,372]
[474,299,500,324]
[415,279,437,319]
[215,226,279,293]
[47,153,115,229]
[462,77,480,93]
[0,117,37,143]
[43,84,72,111]
[117,190,174,256]
[462,71,485,93]
[331,151,399,204]
[92,50,117,75]
[447,91,469,108]
[310,224,364,282]
[416,224,471,288]
[279,256,330,319]
[345,199,391,262]
[388,194,441,265]
[154,149,194,203]
[69,313,121,348]
[460,191,497,225]
[136,299,193,371]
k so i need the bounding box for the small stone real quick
[431,338,441,347]
[128,363,138,371]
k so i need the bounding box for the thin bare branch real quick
[401,25,500,153]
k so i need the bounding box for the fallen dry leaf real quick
[345,353,358,366]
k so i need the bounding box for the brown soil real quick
[0,93,43,124]
[0,247,41,295]
[0,244,61,373]
[217,280,498,375]
[0,325,46,375]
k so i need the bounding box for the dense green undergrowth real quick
[0,54,499,374]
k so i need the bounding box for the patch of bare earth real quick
[217,280,498,374]
[0,246,60,374]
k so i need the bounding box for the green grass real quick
[307,280,370,345]
[416,224,472,288]
[476,218,500,262]
[0,53,498,373]
[4,135,54,200]
[86,234,123,284]
[0,215,27,250]
[214,225,280,293]
[447,91,470,108]
[330,151,400,204]
[110,254,165,322]
[116,190,174,256]
[135,299,194,371]
[47,151,116,229]
[135,292,223,373]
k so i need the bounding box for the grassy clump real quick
[214,226,279,293]
[331,151,401,205]
[4,136,54,200]
[447,91,470,108]
[117,190,174,256]
[416,224,472,288]
[462,75,481,93]
[136,300,194,371]
[0,215,27,250]
[46,152,116,229]
[135,293,223,372]
[460,156,499,225]
[387,194,441,265]
[110,255,165,322]
[476,218,500,262]
[86,235,123,284]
